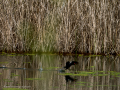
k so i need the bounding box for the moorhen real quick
[59,61,78,72]
[64,61,78,69]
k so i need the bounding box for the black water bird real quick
[64,61,78,69]
[59,61,78,72]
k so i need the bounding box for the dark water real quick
[0,54,120,90]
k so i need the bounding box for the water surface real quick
[0,54,120,90]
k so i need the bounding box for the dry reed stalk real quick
[0,0,119,54]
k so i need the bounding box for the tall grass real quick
[0,0,119,54]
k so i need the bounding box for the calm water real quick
[0,54,120,90]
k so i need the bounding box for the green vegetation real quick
[11,73,19,77]
[25,78,44,80]
[4,79,13,82]
[45,67,60,70]
[0,0,119,54]
[3,88,28,90]
[0,62,8,64]
[59,70,120,77]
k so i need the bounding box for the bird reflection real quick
[65,75,77,82]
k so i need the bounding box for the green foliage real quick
[3,88,28,90]
[25,78,44,80]
[18,20,37,51]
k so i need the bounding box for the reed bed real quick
[0,0,120,54]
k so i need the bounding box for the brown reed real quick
[0,0,119,54]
